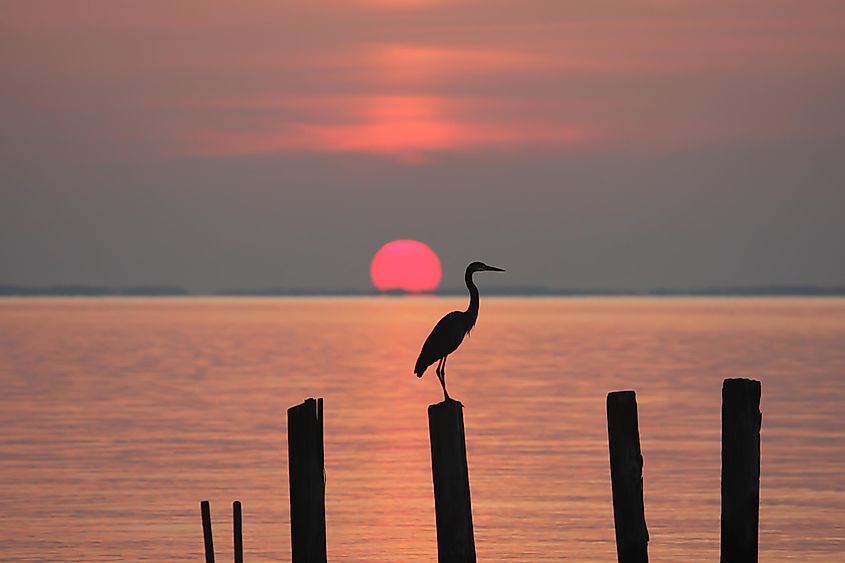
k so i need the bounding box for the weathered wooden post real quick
[287,397,327,563]
[606,390,649,563]
[233,500,243,563]
[428,399,476,563]
[721,378,762,563]
[200,500,215,563]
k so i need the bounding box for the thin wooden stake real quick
[233,500,243,563]
[288,397,327,563]
[428,399,476,563]
[721,378,762,563]
[607,390,649,563]
[200,500,215,563]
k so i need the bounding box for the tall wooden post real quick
[233,500,243,563]
[721,378,762,563]
[428,400,476,563]
[288,397,327,563]
[607,391,649,563]
[200,500,215,563]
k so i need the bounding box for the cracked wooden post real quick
[288,397,327,563]
[607,390,649,563]
[721,378,762,563]
[428,399,476,563]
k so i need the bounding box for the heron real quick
[414,261,505,401]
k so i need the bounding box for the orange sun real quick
[370,240,442,292]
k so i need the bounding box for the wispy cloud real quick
[187,95,593,162]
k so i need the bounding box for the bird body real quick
[414,261,504,400]
[414,311,468,376]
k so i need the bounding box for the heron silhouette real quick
[414,261,505,401]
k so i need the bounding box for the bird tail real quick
[414,357,427,378]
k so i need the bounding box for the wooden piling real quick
[721,378,762,563]
[287,397,327,563]
[200,500,215,563]
[233,500,243,563]
[428,400,476,563]
[606,390,649,563]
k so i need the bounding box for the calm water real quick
[0,297,844,561]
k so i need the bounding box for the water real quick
[0,297,843,561]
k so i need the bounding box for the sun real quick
[370,240,442,292]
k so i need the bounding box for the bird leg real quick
[435,357,450,401]
[439,375,450,402]
[440,355,451,401]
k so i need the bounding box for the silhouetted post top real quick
[433,398,464,406]
[608,390,637,404]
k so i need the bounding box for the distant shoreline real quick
[2,284,844,297]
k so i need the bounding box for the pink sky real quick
[2,1,844,291]
[4,0,844,162]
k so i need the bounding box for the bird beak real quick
[485,265,505,272]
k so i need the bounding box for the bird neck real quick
[464,269,479,331]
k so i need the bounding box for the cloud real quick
[184,95,594,162]
[2,0,843,164]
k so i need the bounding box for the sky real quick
[1,0,844,291]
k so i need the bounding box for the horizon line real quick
[2,283,844,297]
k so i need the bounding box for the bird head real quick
[467,261,505,273]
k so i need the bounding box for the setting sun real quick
[370,239,442,292]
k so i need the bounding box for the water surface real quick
[1,297,843,561]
